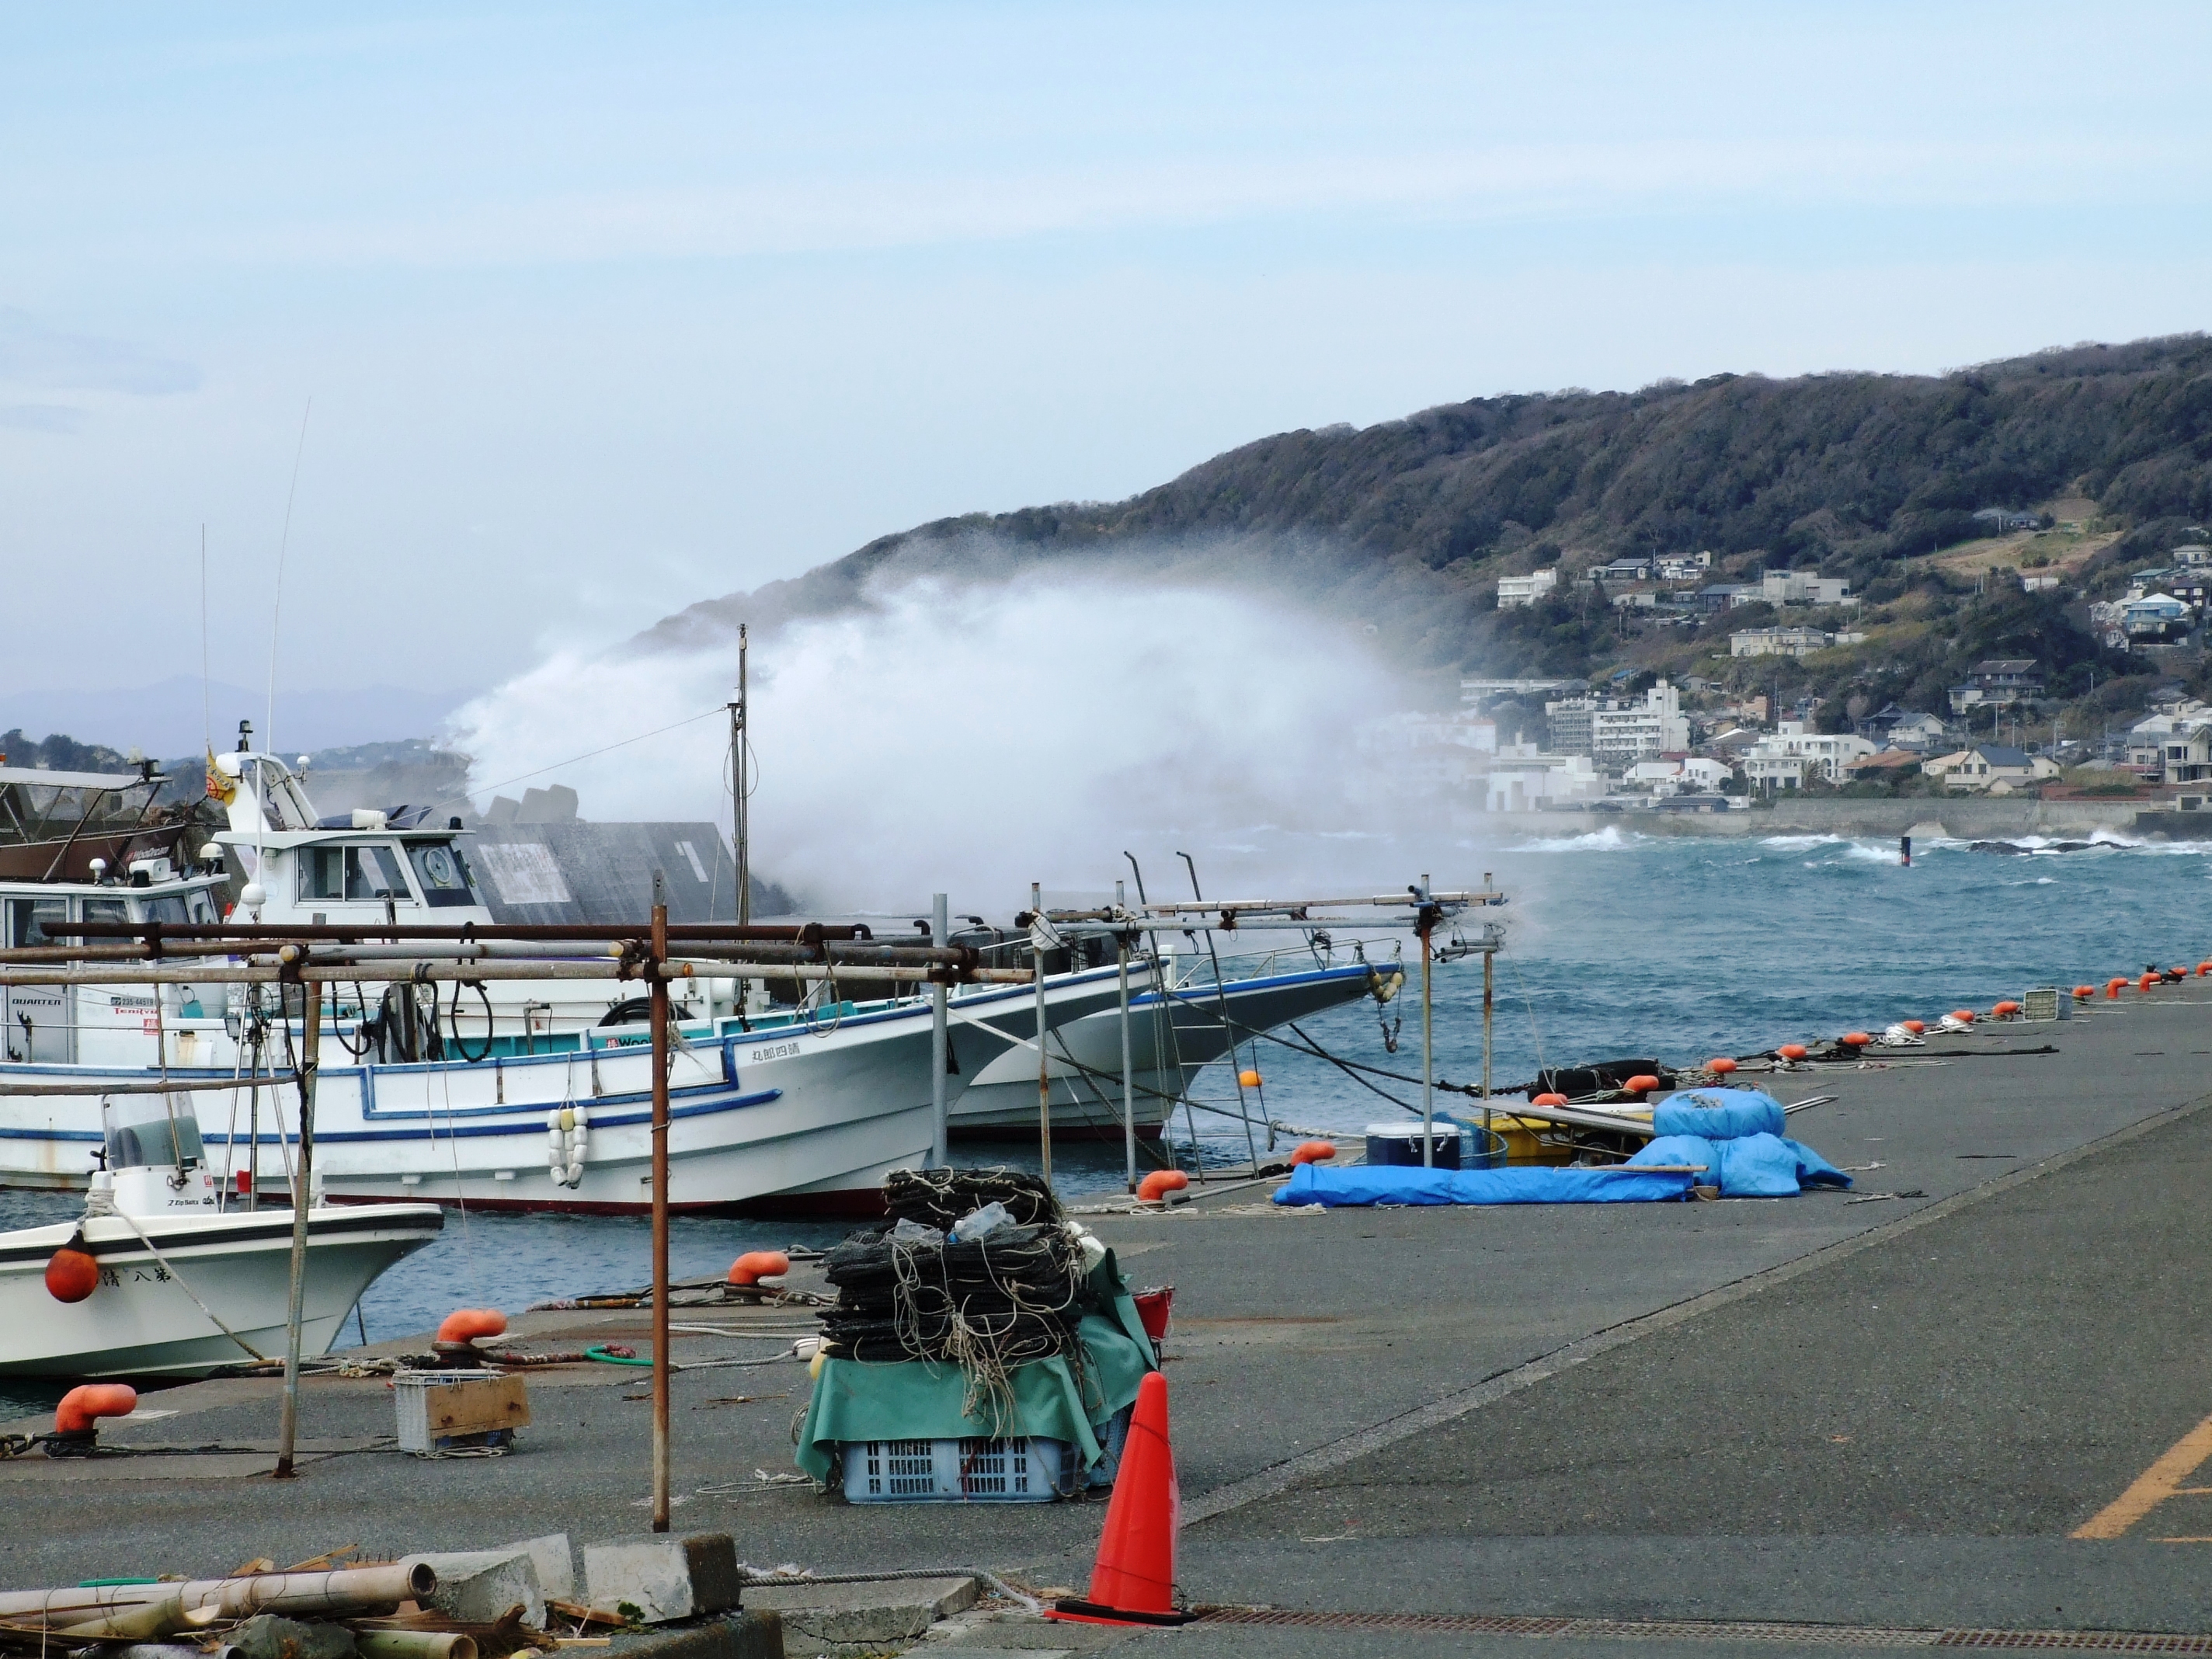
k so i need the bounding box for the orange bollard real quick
[2074,986,2095,1000]
[1046,1371,1198,1627]
[1531,1091,1570,1107]
[1775,1045,1808,1063]
[2108,977,2127,999]
[1136,1170,1190,1203]
[2140,972,2159,993]
[728,1250,790,1286]
[436,1308,506,1345]
[1841,1032,1872,1047]
[1288,1141,1337,1166]
[1950,1010,1977,1024]
[54,1383,137,1437]
[1902,1019,1927,1034]
[1707,1058,1738,1075]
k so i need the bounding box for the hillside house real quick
[2126,705,2212,783]
[1495,569,1559,609]
[1731,626,1832,659]
[1860,705,1949,750]
[1759,570,1853,607]
[1543,680,1692,767]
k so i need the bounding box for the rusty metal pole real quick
[649,882,673,1532]
[1419,874,1435,1169]
[1032,882,1052,1185]
[733,624,750,928]
[1116,878,1135,1195]
[273,974,319,1479]
[930,893,948,1167]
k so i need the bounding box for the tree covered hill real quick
[646,333,2212,719]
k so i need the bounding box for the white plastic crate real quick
[2022,987,2063,1021]
[840,1435,1079,1502]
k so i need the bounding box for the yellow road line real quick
[2075,1413,2212,1539]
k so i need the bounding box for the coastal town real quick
[1377,520,2212,814]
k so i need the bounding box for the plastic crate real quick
[2022,987,2064,1022]
[1087,1406,1132,1490]
[840,1435,1080,1502]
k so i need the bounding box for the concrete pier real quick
[7,989,2212,1654]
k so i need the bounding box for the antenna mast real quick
[732,624,750,926]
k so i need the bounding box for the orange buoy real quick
[1841,1031,1872,1047]
[1136,1170,1190,1203]
[1623,1073,1661,1094]
[1289,1140,1337,1166]
[1902,1019,1928,1034]
[2107,976,2127,999]
[728,1250,790,1287]
[1776,1044,1808,1063]
[44,1237,99,1305]
[54,1383,137,1436]
[1707,1058,1737,1075]
[1236,1069,1263,1090]
[435,1308,507,1346]
[1531,1091,1570,1107]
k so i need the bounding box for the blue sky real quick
[3,3,2210,720]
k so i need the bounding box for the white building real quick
[1760,570,1853,607]
[1543,680,1692,767]
[1624,756,1731,795]
[1495,569,1559,608]
[2127,704,2212,782]
[1730,626,1833,659]
[1742,722,1876,790]
[1477,748,1605,812]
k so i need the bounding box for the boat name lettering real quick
[749,1041,802,1064]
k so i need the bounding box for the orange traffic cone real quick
[1045,1371,1198,1626]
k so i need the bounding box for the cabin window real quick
[84,899,130,929]
[408,840,480,908]
[4,898,65,949]
[297,843,416,904]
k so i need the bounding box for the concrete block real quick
[505,1535,574,1603]
[582,1534,739,1625]
[403,1547,545,1627]
[608,1611,783,1659]
[740,1577,976,1655]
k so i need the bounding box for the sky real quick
[4,2,2210,736]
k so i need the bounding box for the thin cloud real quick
[0,308,200,396]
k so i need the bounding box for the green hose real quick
[585,1344,652,1366]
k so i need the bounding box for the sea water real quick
[2,826,2203,1418]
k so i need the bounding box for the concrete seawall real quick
[1479,798,2196,840]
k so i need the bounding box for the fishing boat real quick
[946,942,1393,1139]
[0,1097,440,1379]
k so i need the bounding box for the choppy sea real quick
[4,826,2202,1417]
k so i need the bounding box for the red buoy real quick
[44,1243,99,1305]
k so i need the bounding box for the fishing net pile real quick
[819,1167,1095,1428]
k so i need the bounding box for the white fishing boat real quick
[0,1098,440,1379]
[948,944,1395,1138]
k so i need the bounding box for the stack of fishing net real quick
[818,1167,1088,1426]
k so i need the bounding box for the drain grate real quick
[1195,1610,2212,1650]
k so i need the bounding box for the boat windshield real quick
[298,843,416,905]
[103,1099,204,1170]
[407,840,481,908]
[136,889,220,926]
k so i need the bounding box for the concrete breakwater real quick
[1487,797,2201,839]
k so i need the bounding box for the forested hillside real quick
[645,334,2212,720]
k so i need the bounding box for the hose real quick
[584,1344,651,1366]
[447,981,494,1064]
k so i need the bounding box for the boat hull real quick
[949,961,1383,1137]
[0,1203,443,1379]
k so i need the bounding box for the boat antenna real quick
[200,524,211,757]
[266,398,311,770]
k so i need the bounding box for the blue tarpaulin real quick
[1271,1162,1696,1207]
[1628,1131,1851,1196]
[1652,1088,1786,1140]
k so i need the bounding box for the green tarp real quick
[794,1249,1156,1485]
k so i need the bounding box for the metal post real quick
[734,625,750,927]
[1419,876,1435,1167]
[1116,878,1135,1194]
[1032,882,1052,1184]
[930,892,948,1168]
[273,975,319,1479]
[649,881,672,1532]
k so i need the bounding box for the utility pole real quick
[732,627,749,927]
